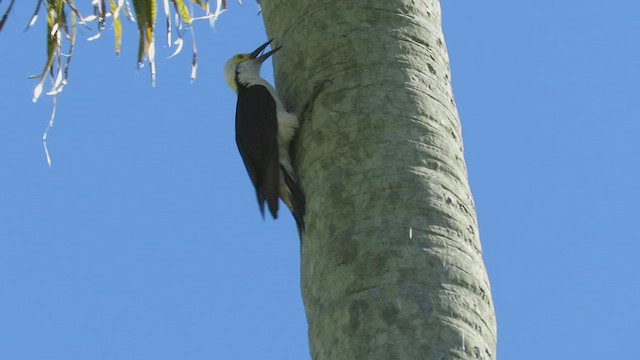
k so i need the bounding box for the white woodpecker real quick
[223,40,305,234]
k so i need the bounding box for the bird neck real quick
[236,74,272,92]
[235,61,267,88]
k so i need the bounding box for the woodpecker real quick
[223,40,305,234]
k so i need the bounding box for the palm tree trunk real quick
[261,1,497,358]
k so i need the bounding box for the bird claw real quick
[299,79,331,123]
[313,79,332,93]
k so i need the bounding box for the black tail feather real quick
[282,167,306,236]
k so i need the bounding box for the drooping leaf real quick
[42,95,57,167]
[171,0,190,25]
[98,0,107,31]
[132,0,157,85]
[133,0,149,66]
[0,0,16,33]
[33,0,61,102]
[110,0,123,55]
[192,0,208,11]
[26,13,39,30]
[61,7,76,87]
[121,0,136,21]
[161,0,171,46]
[64,0,87,26]
[189,25,197,81]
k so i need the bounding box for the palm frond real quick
[2,0,238,165]
[9,0,234,90]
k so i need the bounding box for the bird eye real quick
[233,54,248,64]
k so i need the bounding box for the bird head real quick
[223,40,282,93]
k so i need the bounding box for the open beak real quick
[249,39,282,63]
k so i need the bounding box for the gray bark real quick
[261,1,496,359]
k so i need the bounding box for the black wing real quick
[235,85,280,219]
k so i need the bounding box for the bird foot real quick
[299,79,332,124]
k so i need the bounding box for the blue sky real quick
[1,1,638,359]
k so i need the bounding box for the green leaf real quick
[171,0,190,25]
[110,0,123,55]
[132,0,156,85]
